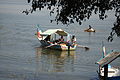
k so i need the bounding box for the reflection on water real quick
[35,47,75,72]
[0,0,120,80]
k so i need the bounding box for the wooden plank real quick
[97,52,120,67]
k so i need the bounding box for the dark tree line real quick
[23,0,120,41]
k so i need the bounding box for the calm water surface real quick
[0,0,120,80]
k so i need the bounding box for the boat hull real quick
[98,67,120,80]
[39,40,51,46]
[100,67,119,77]
[99,75,120,80]
[39,40,77,51]
[84,29,95,32]
[48,44,77,51]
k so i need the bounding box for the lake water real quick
[0,0,120,80]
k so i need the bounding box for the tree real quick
[23,0,120,41]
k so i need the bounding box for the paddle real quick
[45,44,55,48]
[77,44,90,50]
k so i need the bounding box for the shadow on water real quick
[35,47,76,72]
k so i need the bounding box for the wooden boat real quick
[98,54,120,80]
[84,29,95,32]
[84,28,95,32]
[36,28,77,51]
[96,43,120,80]
[84,26,95,32]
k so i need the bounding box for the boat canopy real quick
[41,29,68,36]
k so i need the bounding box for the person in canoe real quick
[84,25,95,32]
[71,35,76,44]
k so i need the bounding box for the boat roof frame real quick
[41,29,69,36]
[96,52,120,67]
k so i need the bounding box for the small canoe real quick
[84,28,95,32]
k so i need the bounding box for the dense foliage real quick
[23,0,120,41]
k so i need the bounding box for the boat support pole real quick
[104,64,108,80]
[67,43,70,56]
